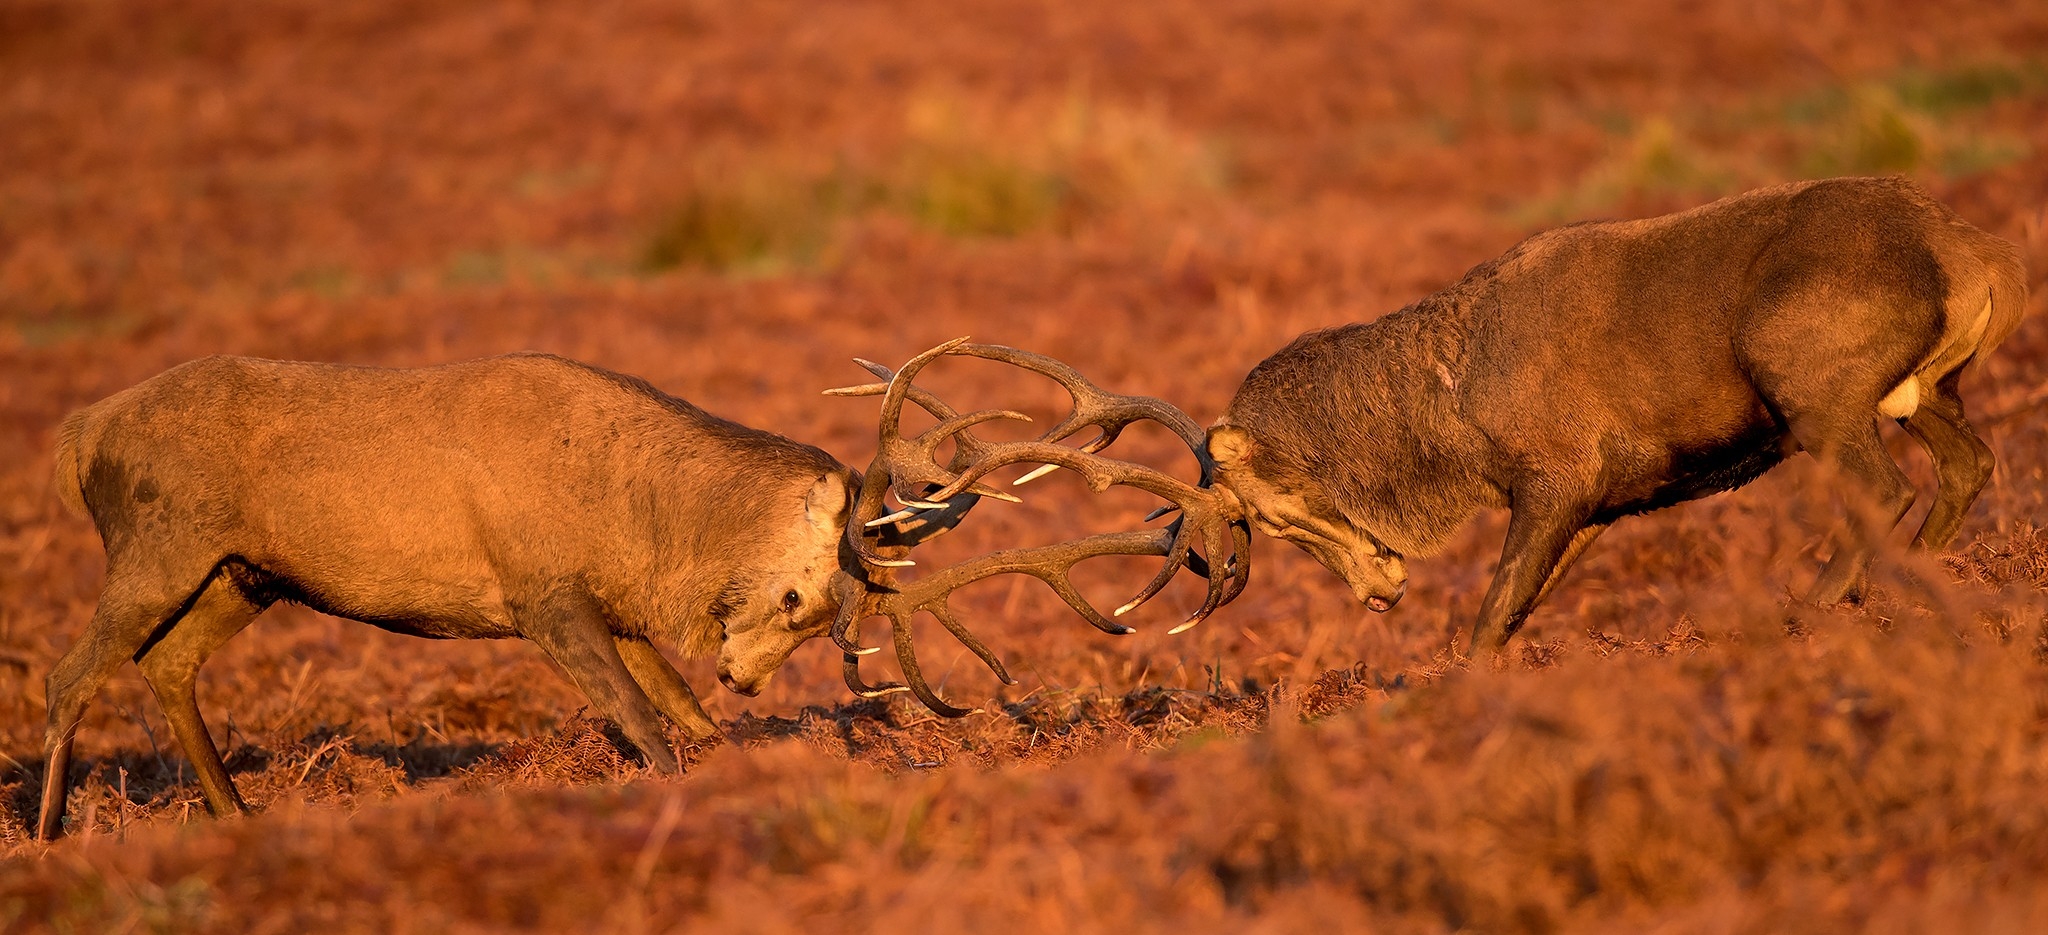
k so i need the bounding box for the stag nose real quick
[716,669,764,697]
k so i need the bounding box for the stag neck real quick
[1227,297,1497,558]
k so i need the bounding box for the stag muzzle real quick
[1336,556,1407,613]
[1359,582,1405,613]
[715,665,767,697]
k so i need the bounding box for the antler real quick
[825,338,1253,716]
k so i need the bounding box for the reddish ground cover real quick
[3,1,2048,930]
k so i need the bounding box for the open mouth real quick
[1363,582,1406,613]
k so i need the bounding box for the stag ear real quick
[1207,425,1255,469]
[804,473,850,534]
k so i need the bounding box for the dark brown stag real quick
[1207,177,2027,658]
[822,339,1251,717]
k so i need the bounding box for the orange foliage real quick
[3,0,2048,931]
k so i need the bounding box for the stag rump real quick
[39,353,908,840]
[1206,177,2027,658]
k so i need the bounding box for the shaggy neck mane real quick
[631,421,842,653]
[1229,287,1501,556]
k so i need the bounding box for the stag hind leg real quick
[135,573,267,819]
[1798,420,1916,605]
[39,559,216,840]
[1755,361,1920,605]
[1738,276,1939,606]
[1763,369,1918,604]
[1900,374,1995,551]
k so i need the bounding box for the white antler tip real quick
[1013,464,1061,486]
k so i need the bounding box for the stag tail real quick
[1975,234,2029,371]
[52,406,96,517]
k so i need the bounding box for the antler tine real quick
[876,339,1252,618]
[830,556,890,658]
[839,338,997,569]
[843,651,907,699]
[887,614,976,718]
[948,343,1213,471]
[845,340,1036,513]
[844,459,916,569]
[900,343,1216,505]
[902,341,1253,630]
[831,338,1256,718]
[843,529,1181,714]
[847,342,1214,506]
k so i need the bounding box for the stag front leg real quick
[1532,523,1608,607]
[136,575,266,820]
[614,635,720,741]
[1470,500,1594,663]
[514,593,680,773]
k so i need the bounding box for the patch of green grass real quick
[445,250,506,286]
[1172,725,1230,752]
[31,873,212,935]
[514,164,603,200]
[1797,88,1931,176]
[1533,56,2044,221]
[1783,60,2043,179]
[639,170,866,275]
[639,89,1225,275]
[1941,137,2032,178]
[1889,60,2046,116]
[286,263,359,299]
[903,154,1066,237]
[11,310,144,347]
[1519,117,1738,222]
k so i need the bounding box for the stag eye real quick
[781,590,802,613]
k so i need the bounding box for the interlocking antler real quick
[826,338,1253,716]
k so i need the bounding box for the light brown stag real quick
[38,352,965,840]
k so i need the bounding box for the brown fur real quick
[39,352,856,839]
[1209,177,2028,655]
